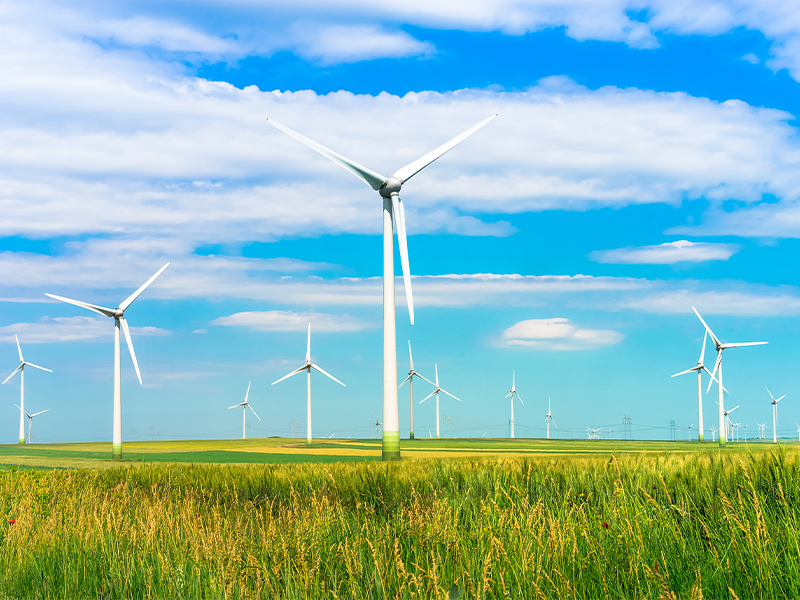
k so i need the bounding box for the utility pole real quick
[623,415,632,440]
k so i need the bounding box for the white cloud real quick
[624,290,800,316]
[0,317,170,344]
[500,317,624,351]
[590,240,740,264]
[291,24,434,64]
[742,52,760,64]
[212,310,372,331]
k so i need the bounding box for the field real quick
[0,439,798,598]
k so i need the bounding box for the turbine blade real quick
[120,262,171,311]
[703,366,728,393]
[706,351,722,393]
[776,395,785,402]
[271,365,307,385]
[120,318,142,385]
[671,367,698,377]
[244,381,251,403]
[2,364,23,385]
[392,115,497,183]
[440,388,462,402]
[692,306,721,348]
[248,403,262,421]
[408,340,414,371]
[419,390,437,404]
[720,342,768,349]
[45,293,115,317]
[435,364,439,387]
[306,322,311,363]
[310,363,346,387]
[699,330,707,365]
[505,392,512,398]
[728,405,739,414]
[515,391,524,405]
[413,372,435,386]
[392,195,414,325]
[398,373,413,389]
[767,387,775,401]
[30,409,49,418]
[15,334,23,362]
[267,119,387,190]
[24,362,53,373]
[228,402,246,409]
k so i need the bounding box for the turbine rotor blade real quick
[707,351,722,393]
[672,367,699,377]
[392,195,414,325]
[413,372,435,386]
[776,395,785,403]
[15,334,23,362]
[306,323,311,364]
[119,262,171,311]
[720,341,768,349]
[408,340,414,371]
[120,317,142,385]
[228,402,246,409]
[271,365,308,386]
[766,387,775,401]
[267,119,387,190]
[515,391,524,405]
[30,409,49,418]
[398,373,413,389]
[2,364,23,385]
[392,115,497,183]
[419,390,437,404]
[703,366,727,393]
[310,363,346,387]
[248,403,262,421]
[692,306,721,348]
[699,330,707,365]
[45,293,115,318]
[24,362,53,373]
[440,388,461,402]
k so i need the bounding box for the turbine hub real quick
[113,308,124,319]
[379,177,402,198]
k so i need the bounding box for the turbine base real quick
[382,431,400,462]
[409,432,415,440]
[698,434,705,442]
[18,438,24,445]
[112,443,122,460]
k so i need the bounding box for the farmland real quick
[0,439,798,598]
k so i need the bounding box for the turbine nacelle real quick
[379,178,403,198]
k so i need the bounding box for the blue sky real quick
[2,0,800,444]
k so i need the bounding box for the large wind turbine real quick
[505,371,524,438]
[228,381,260,439]
[692,307,767,446]
[398,341,434,440]
[545,397,556,439]
[46,263,170,459]
[15,405,49,444]
[268,116,496,460]
[3,335,52,444]
[767,387,785,443]
[272,323,345,447]
[419,364,461,438]
[671,331,725,442]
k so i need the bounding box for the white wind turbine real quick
[228,382,260,439]
[545,397,556,439]
[672,331,725,442]
[272,323,345,447]
[505,371,524,438]
[767,387,785,443]
[398,341,434,440]
[720,404,739,441]
[710,425,717,442]
[796,422,800,442]
[587,427,601,440]
[15,405,49,444]
[46,263,170,459]
[268,115,496,460]
[419,364,461,438]
[3,335,52,444]
[692,307,767,446]
[758,422,766,440]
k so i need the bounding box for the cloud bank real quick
[500,317,624,351]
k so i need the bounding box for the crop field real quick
[0,440,799,598]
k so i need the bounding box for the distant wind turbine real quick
[587,427,601,440]
[545,397,556,439]
[398,341,434,440]
[710,425,717,442]
[374,416,382,439]
[228,382,260,439]
[692,307,767,446]
[3,335,52,444]
[505,371,524,438]
[268,115,496,461]
[419,364,461,438]
[46,263,169,459]
[796,423,800,442]
[15,405,49,444]
[767,387,785,443]
[272,323,345,447]
[757,422,766,440]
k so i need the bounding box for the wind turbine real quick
[719,404,739,441]
[672,331,725,442]
[419,364,461,438]
[767,388,785,443]
[757,422,766,440]
[398,341,434,440]
[505,371,524,438]
[587,427,601,440]
[545,397,556,440]
[796,423,800,442]
[272,323,345,447]
[46,263,169,459]
[688,424,693,441]
[268,115,496,461]
[692,307,767,446]
[15,405,49,444]
[3,335,52,444]
[710,425,717,442]
[228,382,260,439]
[374,416,382,439]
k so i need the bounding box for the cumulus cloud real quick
[291,24,434,64]
[211,310,372,331]
[0,316,169,344]
[500,318,624,351]
[590,240,741,264]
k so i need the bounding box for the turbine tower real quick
[692,306,767,447]
[228,381,260,439]
[419,364,461,438]
[505,371,524,438]
[796,422,800,442]
[46,263,170,459]
[398,341,434,440]
[272,323,345,447]
[545,397,556,439]
[767,387,785,443]
[672,330,724,442]
[3,335,52,444]
[268,116,495,460]
[15,405,49,444]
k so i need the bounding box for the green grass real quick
[0,446,799,598]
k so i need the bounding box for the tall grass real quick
[0,449,798,598]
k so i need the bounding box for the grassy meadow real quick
[0,440,798,598]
